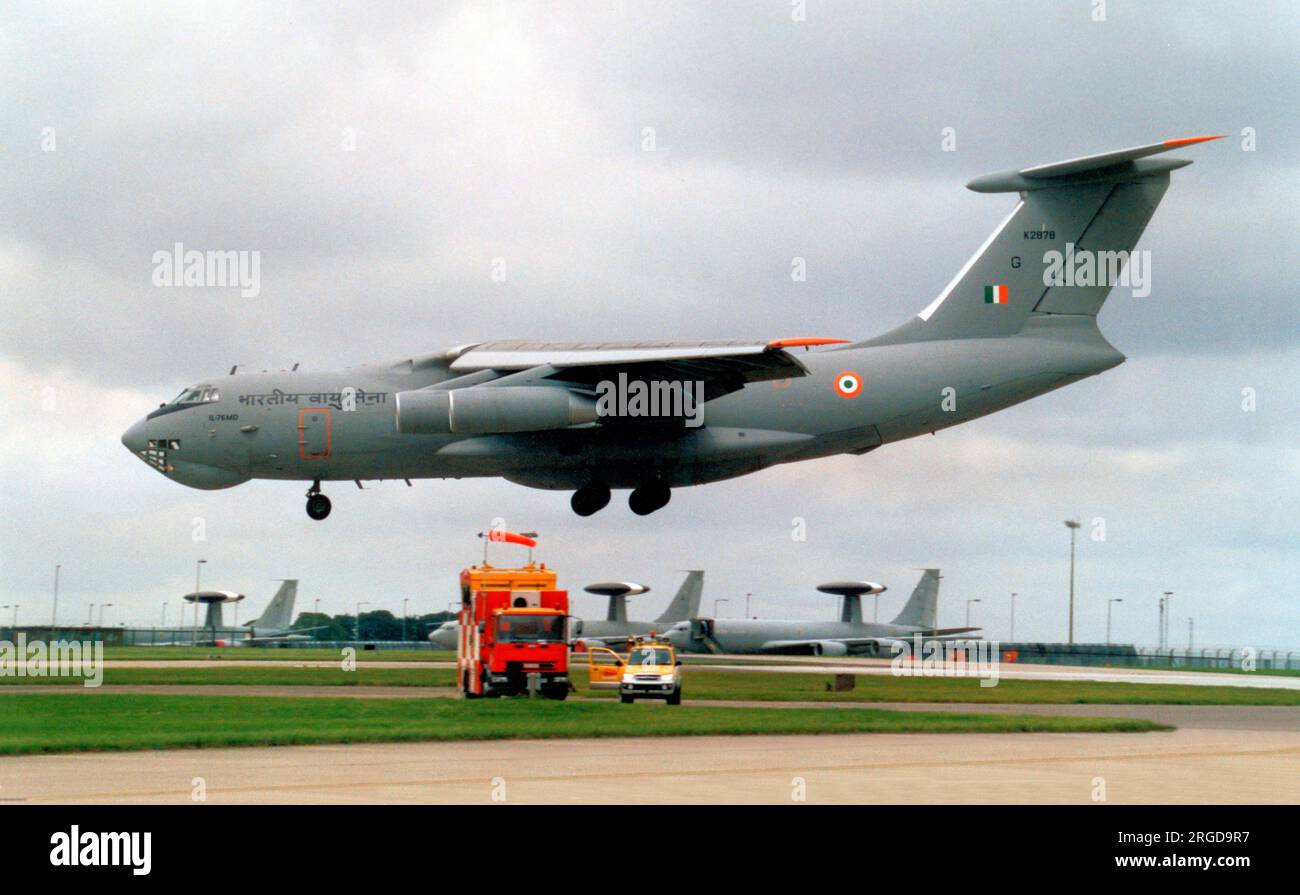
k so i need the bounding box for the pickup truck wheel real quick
[667,687,682,705]
[620,693,634,704]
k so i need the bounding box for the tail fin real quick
[890,569,940,628]
[655,570,704,623]
[247,580,297,630]
[877,136,1221,344]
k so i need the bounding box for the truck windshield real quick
[629,647,672,665]
[495,614,565,643]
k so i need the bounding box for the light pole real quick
[52,563,61,630]
[745,592,752,619]
[98,603,112,626]
[86,603,94,626]
[356,601,369,640]
[402,598,410,641]
[1064,519,1081,644]
[1160,591,1173,650]
[1187,617,1194,651]
[161,602,168,626]
[314,598,321,615]
[194,559,207,645]
[1106,598,1123,645]
[1009,592,1017,641]
[713,598,730,618]
[965,598,981,627]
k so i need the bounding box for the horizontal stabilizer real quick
[967,135,1222,193]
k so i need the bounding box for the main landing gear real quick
[569,481,672,516]
[568,481,672,516]
[628,482,671,516]
[305,480,331,520]
[570,482,611,517]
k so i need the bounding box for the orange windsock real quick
[485,529,537,548]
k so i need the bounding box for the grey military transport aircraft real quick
[122,137,1220,518]
[665,569,975,656]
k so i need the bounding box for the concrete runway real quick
[3,656,1296,804]
[3,724,1295,804]
[31,657,1297,690]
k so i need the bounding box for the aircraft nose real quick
[121,419,147,453]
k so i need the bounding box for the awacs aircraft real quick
[122,137,1220,518]
[427,570,704,649]
[664,569,975,656]
[161,580,321,646]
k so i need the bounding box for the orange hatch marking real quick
[1162,135,1226,148]
[767,337,850,349]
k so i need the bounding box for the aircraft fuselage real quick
[121,317,1123,506]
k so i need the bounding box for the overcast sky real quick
[2,1,1297,649]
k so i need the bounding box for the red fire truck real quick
[457,529,571,700]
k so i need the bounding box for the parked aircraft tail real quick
[873,136,1222,345]
[246,579,298,630]
[890,569,940,629]
[655,570,704,623]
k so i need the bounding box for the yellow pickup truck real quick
[587,639,683,705]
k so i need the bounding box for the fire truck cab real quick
[457,544,571,700]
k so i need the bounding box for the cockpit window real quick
[169,387,219,405]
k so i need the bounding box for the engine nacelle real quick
[810,640,850,657]
[396,387,598,435]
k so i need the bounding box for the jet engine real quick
[809,641,850,657]
[396,387,598,435]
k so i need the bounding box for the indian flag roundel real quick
[834,371,862,398]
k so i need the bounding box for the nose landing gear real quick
[570,482,611,516]
[305,481,331,520]
[628,482,671,516]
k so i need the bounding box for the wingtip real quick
[1163,135,1226,148]
[767,337,850,350]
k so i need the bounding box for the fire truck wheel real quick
[542,683,568,701]
[666,687,682,705]
[620,693,634,704]
[461,672,480,699]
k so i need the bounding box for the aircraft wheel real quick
[628,482,670,515]
[570,482,611,516]
[305,493,332,520]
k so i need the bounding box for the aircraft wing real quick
[758,629,983,657]
[578,635,636,650]
[448,338,847,402]
[757,638,901,656]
